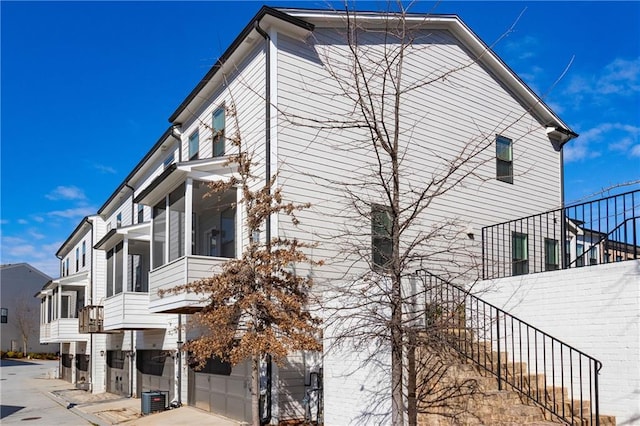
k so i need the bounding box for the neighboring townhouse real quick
[42,5,640,425]
[1,263,51,354]
[38,217,101,388]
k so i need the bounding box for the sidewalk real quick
[46,379,240,426]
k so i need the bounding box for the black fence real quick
[482,190,639,279]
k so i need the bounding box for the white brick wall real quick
[475,260,640,425]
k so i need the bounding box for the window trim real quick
[81,241,86,267]
[496,135,513,184]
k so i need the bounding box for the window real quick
[576,243,584,267]
[188,131,199,160]
[589,246,598,265]
[1,308,7,323]
[544,238,559,271]
[496,135,513,183]
[82,241,86,267]
[163,153,174,169]
[220,207,236,258]
[75,248,80,272]
[212,107,225,157]
[168,184,186,262]
[153,201,166,268]
[65,258,70,276]
[116,212,122,228]
[107,243,124,296]
[106,249,114,297]
[512,232,528,275]
[372,204,392,270]
[137,204,144,224]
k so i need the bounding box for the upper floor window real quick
[65,258,70,276]
[212,107,225,157]
[137,204,144,224]
[82,241,86,267]
[189,131,199,160]
[371,204,392,270]
[163,153,175,170]
[1,308,7,324]
[512,232,528,275]
[75,247,80,272]
[116,212,122,228]
[496,135,513,184]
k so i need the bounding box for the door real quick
[190,358,252,423]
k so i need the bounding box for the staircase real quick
[412,272,616,426]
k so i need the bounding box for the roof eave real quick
[168,6,314,124]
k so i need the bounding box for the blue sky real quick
[1,1,639,277]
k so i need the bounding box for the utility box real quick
[141,391,166,415]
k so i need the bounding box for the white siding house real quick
[41,6,640,426]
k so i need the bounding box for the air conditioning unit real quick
[141,391,167,415]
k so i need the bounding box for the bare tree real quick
[275,4,543,424]
[163,101,322,426]
[13,296,37,356]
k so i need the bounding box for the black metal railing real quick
[417,272,602,426]
[482,189,639,279]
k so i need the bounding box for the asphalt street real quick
[0,358,91,425]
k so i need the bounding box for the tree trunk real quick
[391,277,404,426]
[252,354,260,426]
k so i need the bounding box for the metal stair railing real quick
[417,271,602,426]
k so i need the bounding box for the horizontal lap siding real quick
[276,29,561,268]
[180,44,266,177]
[276,28,562,424]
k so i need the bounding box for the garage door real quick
[106,350,129,396]
[189,358,252,423]
[136,350,174,403]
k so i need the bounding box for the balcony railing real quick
[103,292,170,330]
[482,190,639,279]
[79,305,104,333]
[148,255,227,314]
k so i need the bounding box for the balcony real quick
[103,292,171,330]
[482,189,639,279]
[79,305,104,333]
[148,255,226,314]
[40,318,88,343]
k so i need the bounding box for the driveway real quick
[0,358,91,425]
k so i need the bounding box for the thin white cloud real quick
[28,229,46,240]
[631,145,640,158]
[94,163,117,174]
[47,206,96,219]
[565,122,640,162]
[505,35,539,61]
[46,185,86,201]
[0,219,8,225]
[32,216,45,223]
[564,56,640,105]
[17,219,28,225]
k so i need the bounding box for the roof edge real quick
[167,5,314,124]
